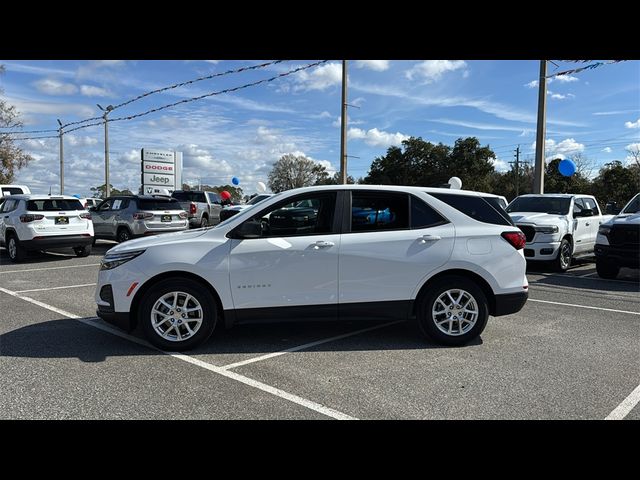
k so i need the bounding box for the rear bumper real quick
[594,244,640,268]
[22,234,93,249]
[493,291,528,316]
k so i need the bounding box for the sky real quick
[1,59,638,197]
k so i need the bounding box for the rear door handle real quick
[420,234,441,243]
[312,241,335,249]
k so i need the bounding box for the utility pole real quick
[98,104,114,198]
[339,60,348,184]
[57,119,64,194]
[533,60,547,194]
[514,145,520,197]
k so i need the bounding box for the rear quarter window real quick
[428,192,513,226]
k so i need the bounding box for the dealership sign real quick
[141,148,182,193]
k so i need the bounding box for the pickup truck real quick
[171,190,222,228]
[594,193,640,279]
[506,194,614,271]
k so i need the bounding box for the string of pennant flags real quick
[547,60,628,78]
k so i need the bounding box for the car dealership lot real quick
[1,244,638,419]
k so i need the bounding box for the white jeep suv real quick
[1,194,94,262]
[95,185,528,350]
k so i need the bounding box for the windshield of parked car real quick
[506,197,571,215]
[622,194,640,214]
[247,194,271,205]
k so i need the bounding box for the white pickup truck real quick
[506,194,614,271]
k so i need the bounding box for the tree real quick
[544,158,591,194]
[0,65,33,183]
[267,153,329,193]
[90,184,132,198]
[315,172,356,185]
[626,144,640,169]
[590,161,640,210]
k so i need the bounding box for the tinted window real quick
[410,196,448,228]
[573,198,585,215]
[623,195,640,214]
[248,194,272,205]
[482,196,514,225]
[172,191,206,202]
[506,196,571,215]
[1,187,25,195]
[583,198,599,214]
[243,193,336,237]
[138,198,182,210]
[430,192,512,226]
[26,199,84,211]
[351,192,409,232]
[206,192,220,204]
[98,200,113,211]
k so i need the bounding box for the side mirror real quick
[232,220,262,239]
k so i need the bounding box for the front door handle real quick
[585,222,590,226]
[420,234,441,243]
[312,241,335,249]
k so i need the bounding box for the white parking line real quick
[606,384,640,420]
[528,271,637,284]
[0,264,100,274]
[15,283,96,293]
[0,286,357,420]
[529,298,640,316]
[221,320,402,370]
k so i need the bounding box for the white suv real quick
[95,185,528,350]
[0,194,94,262]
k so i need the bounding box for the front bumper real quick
[594,244,640,268]
[21,234,93,249]
[97,306,133,332]
[493,291,528,316]
[523,241,561,261]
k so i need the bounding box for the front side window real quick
[573,198,585,215]
[237,192,337,238]
[351,192,409,232]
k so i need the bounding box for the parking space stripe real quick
[1,264,100,274]
[221,320,402,370]
[0,286,357,420]
[529,298,640,315]
[606,384,640,420]
[15,283,96,293]
[528,271,637,284]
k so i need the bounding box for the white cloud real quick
[491,157,509,172]
[80,85,111,97]
[550,93,575,100]
[318,111,332,119]
[602,147,612,153]
[525,80,539,88]
[294,62,342,91]
[91,60,126,68]
[354,60,390,71]
[6,96,95,118]
[624,118,640,129]
[531,138,585,158]
[67,135,99,147]
[33,78,78,96]
[554,75,579,83]
[348,127,409,147]
[405,60,467,83]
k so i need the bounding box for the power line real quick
[9,134,59,141]
[0,128,58,134]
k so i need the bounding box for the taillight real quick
[189,202,197,214]
[179,211,188,219]
[20,214,44,223]
[80,212,92,220]
[133,212,154,220]
[501,231,527,250]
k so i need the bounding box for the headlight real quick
[534,225,559,234]
[100,250,145,271]
[598,225,612,236]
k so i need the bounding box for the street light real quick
[97,104,114,198]
[57,118,64,194]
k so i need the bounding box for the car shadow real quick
[0,317,483,363]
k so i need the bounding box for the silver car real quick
[91,195,188,243]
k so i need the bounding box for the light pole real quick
[97,104,114,198]
[57,119,64,194]
[339,60,348,184]
[533,60,547,194]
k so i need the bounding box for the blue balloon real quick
[232,176,240,186]
[558,159,576,177]
[72,194,82,198]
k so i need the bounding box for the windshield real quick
[622,194,640,214]
[247,194,271,205]
[507,196,571,215]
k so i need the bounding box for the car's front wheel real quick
[139,278,217,351]
[416,275,489,346]
[74,245,92,257]
[596,258,619,279]
[553,238,572,272]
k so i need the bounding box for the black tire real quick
[200,216,208,228]
[6,233,27,263]
[92,237,97,246]
[596,258,619,279]
[74,244,92,257]
[139,278,217,351]
[553,237,572,272]
[116,227,132,243]
[416,275,489,346]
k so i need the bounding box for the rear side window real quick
[429,192,512,226]
[481,196,514,225]
[351,192,409,232]
[2,187,25,195]
[138,198,182,210]
[410,196,448,228]
[26,199,84,211]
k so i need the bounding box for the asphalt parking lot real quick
[1,242,638,420]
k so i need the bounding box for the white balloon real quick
[256,181,266,193]
[448,176,462,190]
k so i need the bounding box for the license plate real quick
[161,215,172,222]
[55,216,69,225]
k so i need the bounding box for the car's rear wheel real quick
[74,245,92,257]
[117,227,132,243]
[200,216,208,228]
[417,275,489,346]
[596,258,619,279]
[7,234,27,262]
[139,278,217,351]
